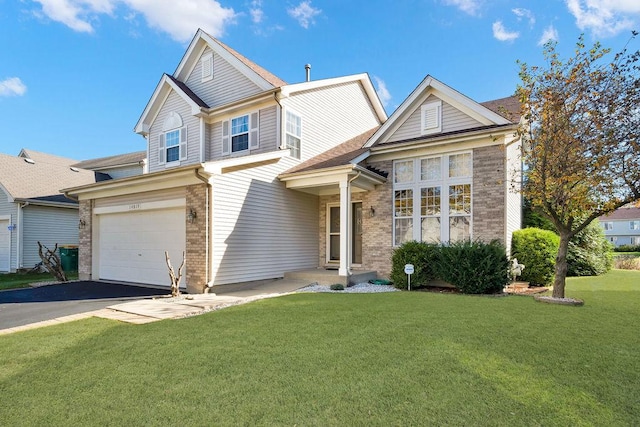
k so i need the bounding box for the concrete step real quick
[284,269,377,286]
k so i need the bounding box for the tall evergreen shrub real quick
[390,241,439,290]
[567,219,613,276]
[511,228,559,286]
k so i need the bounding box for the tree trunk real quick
[553,231,571,298]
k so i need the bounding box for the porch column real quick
[339,178,351,277]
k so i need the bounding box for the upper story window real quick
[420,99,442,135]
[221,112,259,155]
[631,220,640,230]
[603,222,613,231]
[286,110,302,159]
[158,112,187,166]
[201,53,213,82]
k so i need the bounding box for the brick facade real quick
[78,199,93,280]
[185,183,208,293]
[472,145,507,244]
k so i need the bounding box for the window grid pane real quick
[421,158,441,181]
[421,187,441,216]
[231,134,249,152]
[449,184,471,215]
[394,189,413,217]
[395,218,413,246]
[231,116,249,135]
[450,216,470,242]
[449,153,471,178]
[394,161,413,183]
[165,130,180,162]
[421,217,441,243]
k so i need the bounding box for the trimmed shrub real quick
[391,241,439,290]
[567,220,613,276]
[511,228,559,286]
[330,284,344,291]
[614,244,640,252]
[436,240,510,294]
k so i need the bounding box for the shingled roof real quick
[600,206,640,221]
[0,151,109,204]
[73,150,146,170]
[283,127,379,175]
[480,96,521,123]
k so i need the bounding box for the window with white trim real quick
[603,222,613,231]
[285,110,302,159]
[221,112,259,155]
[201,53,213,82]
[630,220,640,230]
[420,100,442,135]
[631,236,640,245]
[393,152,472,246]
[158,112,187,166]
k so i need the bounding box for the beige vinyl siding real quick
[98,165,144,180]
[389,96,484,142]
[94,188,185,209]
[148,91,200,173]
[22,206,78,270]
[185,47,265,109]
[211,157,318,285]
[505,141,522,254]
[0,190,17,271]
[282,81,380,161]
[208,105,278,161]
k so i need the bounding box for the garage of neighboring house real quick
[0,215,10,272]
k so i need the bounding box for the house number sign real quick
[128,203,141,211]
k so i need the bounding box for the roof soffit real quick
[364,75,511,147]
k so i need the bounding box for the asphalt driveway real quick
[0,281,165,330]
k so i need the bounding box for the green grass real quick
[613,251,640,258]
[0,271,79,291]
[1,270,638,426]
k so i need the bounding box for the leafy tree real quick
[517,34,640,298]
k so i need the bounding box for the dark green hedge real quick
[510,228,559,286]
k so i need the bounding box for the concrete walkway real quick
[0,278,309,335]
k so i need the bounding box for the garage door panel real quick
[0,219,10,272]
[98,208,185,287]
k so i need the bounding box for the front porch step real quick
[284,269,377,286]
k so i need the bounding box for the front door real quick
[327,202,362,264]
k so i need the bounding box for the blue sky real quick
[1,0,639,161]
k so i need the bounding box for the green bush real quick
[567,220,613,276]
[330,284,344,291]
[390,241,439,290]
[511,228,559,286]
[436,240,510,294]
[614,244,640,252]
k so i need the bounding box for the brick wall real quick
[472,145,506,244]
[78,199,93,280]
[185,183,208,293]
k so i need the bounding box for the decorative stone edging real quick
[534,295,584,306]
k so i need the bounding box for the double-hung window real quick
[603,222,613,231]
[158,111,187,166]
[165,129,180,163]
[231,115,249,152]
[286,110,302,159]
[393,152,472,246]
[630,221,640,230]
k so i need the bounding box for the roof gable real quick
[72,150,146,170]
[18,148,78,166]
[364,75,514,148]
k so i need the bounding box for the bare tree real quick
[37,242,67,282]
[165,251,185,297]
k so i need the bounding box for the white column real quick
[339,178,351,277]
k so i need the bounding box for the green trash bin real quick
[59,245,79,272]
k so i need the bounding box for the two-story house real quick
[599,206,640,247]
[66,29,522,293]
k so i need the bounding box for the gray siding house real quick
[599,206,640,247]
[66,29,522,293]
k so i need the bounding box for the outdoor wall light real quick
[78,219,86,230]
[187,208,197,224]
[370,206,376,217]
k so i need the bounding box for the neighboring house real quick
[599,206,640,247]
[66,29,522,293]
[0,149,146,273]
[73,151,147,179]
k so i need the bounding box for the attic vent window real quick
[24,158,35,164]
[421,100,442,135]
[70,167,80,172]
[201,52,213,82]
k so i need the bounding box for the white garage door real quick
[0,219,10,272]
[98,208,185,287]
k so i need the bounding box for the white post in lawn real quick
[338,178,351,278]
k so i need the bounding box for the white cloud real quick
[372,76,391,108]
[566,0,640,37]
[492,21,519,42]
[0,77,27,97]
[31,0,237,42]
[287,1,321,29]
[250,0,263,24]
[442,0,482,16]
[538,25,559,45]
[512,8,535,26]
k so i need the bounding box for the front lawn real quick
[0,271,78,291]
[0,270,638,425]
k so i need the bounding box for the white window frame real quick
[158,112,187,167]
[392,151,472,246]
[221,111,259,156]
[285,109,302,159]
[631,236,640,245]
[630,220,640,230]
[201,52,213,82]
[603,222,613,231]
[420,100,442,135]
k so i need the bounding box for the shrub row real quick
[390,240,510,294]
[614,244,640,252]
